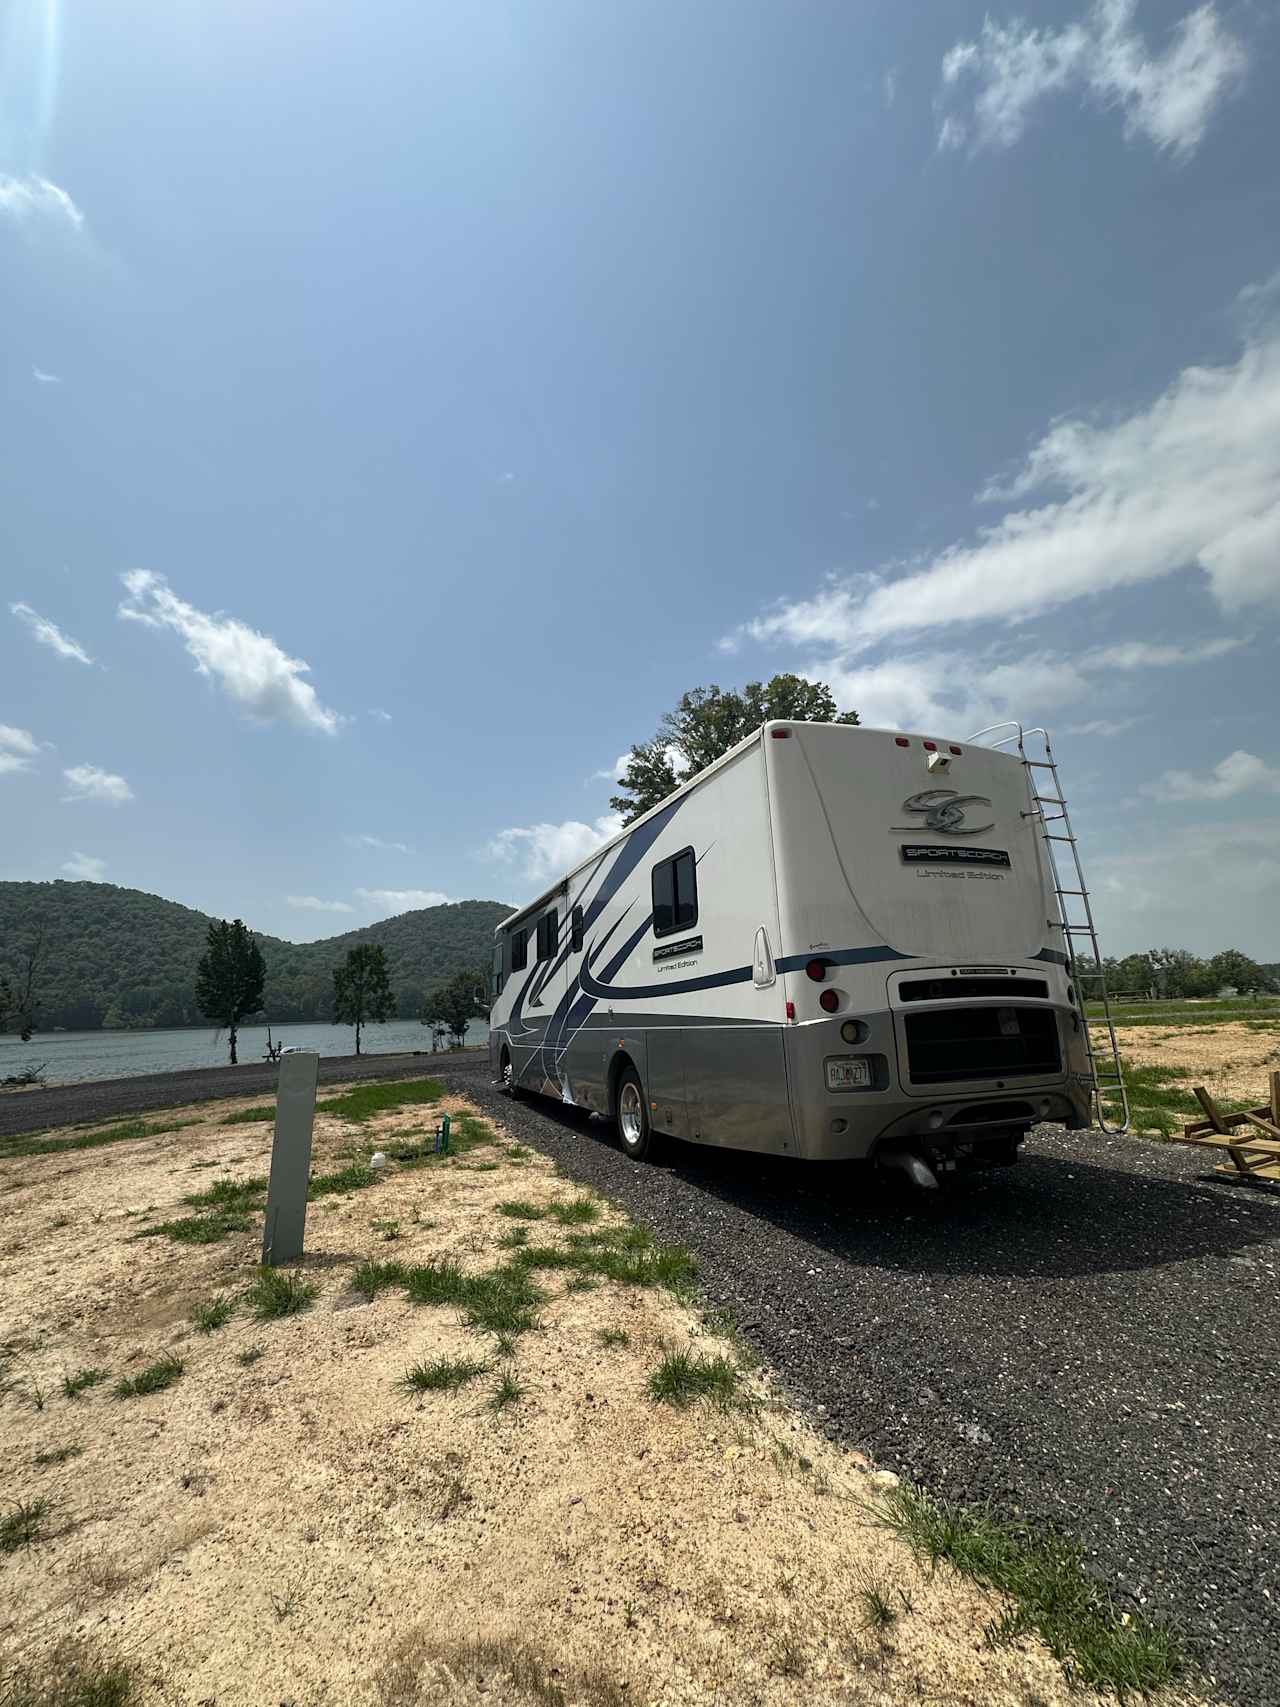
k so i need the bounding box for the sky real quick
[3,0,1278,958]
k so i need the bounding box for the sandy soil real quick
[1,1088,1195,1707]
[1104,1019,1280,1110]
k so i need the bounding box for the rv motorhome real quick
[488,720,1119,1185]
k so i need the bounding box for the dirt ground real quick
[1,1088,1198,1707]
[1107,1019,1280,1109]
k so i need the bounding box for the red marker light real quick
[895,736,909,747]
[819,989,839,1014]
[923,739,937,751]
[805,958,828,982]
[949,745,962,756]
[770,729,791,739]
[785,1000,796,1021]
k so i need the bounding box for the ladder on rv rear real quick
[968,722,1129,1134]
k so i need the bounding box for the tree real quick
[1206,948,1269,996]
[195,919,266,1065]
[0,925,44,1042]
[332,944,396,1056]
[425,969,485,1048]
[610,674,859,824]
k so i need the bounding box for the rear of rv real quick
[764,721,1092,1168]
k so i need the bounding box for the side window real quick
[571,905,583,953]
[511,928,528,972]
[652,847,698,938]
[491,941,505,999]
[536,909,558,961]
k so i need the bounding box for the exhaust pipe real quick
[878,1149,939,1190]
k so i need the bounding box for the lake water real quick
[0,1018,489,1086]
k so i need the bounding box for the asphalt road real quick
[434,1064,1279,1707]
[8,1051,1278,1704]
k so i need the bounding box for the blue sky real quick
[3,0,1278,957]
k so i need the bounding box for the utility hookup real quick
[262,1050,319,1266]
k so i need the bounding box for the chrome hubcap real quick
[502,1058,513,1090]
[619,1082,643,1145]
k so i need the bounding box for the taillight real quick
[923,739,937,751]
[805,959,828,982]
[819,989,839,1014]
[894,736,909,747]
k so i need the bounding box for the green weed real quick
[351,1259,409,1299]
[647,1350,742,1411]
[309,1163,377,1197]
[877,1482,1182,1695]
[246,1268,317,1320]
[1,1497,51,1552]
[547,1198,601,1226]
[142,1209,253,1245]
[114,1356,184,1399]
[0,1117,201,1164]
[597,1328,629,1349]
[183,1175,267,1211]
[192,1297,235,1334]
[62,1367,108,1400]
[314,1078,444,1122]
[496,1200,546,1221]
[222,1105,277,1124]
[236,1345,265,1367]
[489,1367,524,1411]
[402,1356,487,1394]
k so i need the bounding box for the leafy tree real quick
[425,969,485,1048]
[610,674,859,824]
[1206,948,1270,995]
[0,925,43,1041]
[195,919,266,1065]
[332,943,396,1056]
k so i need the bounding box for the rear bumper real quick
[784,1002,1092,1161]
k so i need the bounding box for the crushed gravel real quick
[440,1060,1280,1707]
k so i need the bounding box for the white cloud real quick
[11,601,93,665]
[118,571,340,734]
[1081,636,1241,670]
[938,0,1246,156]
[1060,717,1144,738]
[62,852,106,880]
[62,764,133,805]
[368,707,393,723]
[355,887,454,914]
[0,174,85,231]
[1092,819,1280,952]
[0,724,40,777]
[348,834,411,854]
[33,367,61,385]
[488,814,622,886]
[590,752,633,784]
[734,288,1280,654]
[287,895,355,914]
[1141,749,1280,803]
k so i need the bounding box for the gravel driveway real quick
[440,1065,1280,1707]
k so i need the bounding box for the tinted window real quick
[511,928,528,971]
[652,848,698,938]
[571,905,583,953]
[491,942,504,998]
[536,909,558,961]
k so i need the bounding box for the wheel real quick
[615,1066,658,1161]
[500,1049,523,1099]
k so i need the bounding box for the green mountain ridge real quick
[0,880,513,1031]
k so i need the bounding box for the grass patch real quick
[461,1267,546,1338]
[496,1200,546,1221]
[309,1163,377,1198]
[236,1345,265,1367]
[62,1367,108,1400]
[314,1078,444,1123]
[221,1104,277,1124]
[489,1367,524,1411]
[877,1482,1182,1695]
[402,1356,487,1394]
[192,1296,235,1334]
[0,1117,202,1164]
[142,1209,253,1245]
[597,1327,629,1349]
[547,1197,601,1226]
[647,1350,743,1411]
[114,1356,184,1399]
[497,1225,530,1249]
[352,1259,409,1299]
[1,1496,51,1553]
[0,1637,137,1706]
[183,1175,267,1211]
[1115,1060,1253,1138]
[246,1267,318,1319]
[34,1444,83,1467]
[512,1227,697,1294]
[403,1257,471,1306]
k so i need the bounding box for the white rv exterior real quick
[488,721,1093,1171]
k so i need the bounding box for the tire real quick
[500,1049,523,1100]
[615,1066,658,1162]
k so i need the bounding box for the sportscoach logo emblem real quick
[893,789,995,836]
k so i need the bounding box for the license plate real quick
[826,1057,871,1090]
[997,1008,1020,1037]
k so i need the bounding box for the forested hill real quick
[0,881,512,1031]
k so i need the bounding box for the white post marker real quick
[262,1050,319,1267]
